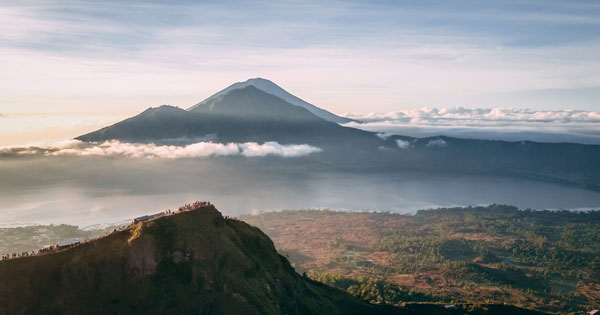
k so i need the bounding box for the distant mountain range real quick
[76,79,600,192]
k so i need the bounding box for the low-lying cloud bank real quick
[0,140,322,158]
[346,107,600,125]
[345,107,600,145]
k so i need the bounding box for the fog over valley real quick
[1,155,599,228]
[2,79,599,228]
[346,107,600,145]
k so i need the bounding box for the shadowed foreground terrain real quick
[0,204,552,315]
[0,205,402,315]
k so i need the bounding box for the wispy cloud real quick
[396,139,410,149]
[0,140,322,159]
[426,139,447,148]
[1,1,600,115]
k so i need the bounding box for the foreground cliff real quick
[0,205,401,315]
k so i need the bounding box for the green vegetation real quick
[2,205,598,313]
[309,273,548,315]
[407,205,600,283]
[243,205,600,313]
[310,272,443,305]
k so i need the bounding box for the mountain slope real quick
[76,105,206,143]
[0,205,403,315]
[74,83,600,192]
[188,78,354,124]
[77,86,377,146]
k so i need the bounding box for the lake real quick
[1,156,599,228]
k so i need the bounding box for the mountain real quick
[77,105,201,143]
[76,86,377,146]
[0,204,403,315]
[188,78,354,124]
[75,81,600,192]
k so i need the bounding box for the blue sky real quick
[1,0,599,115]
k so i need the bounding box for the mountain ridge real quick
[0,204,403,315]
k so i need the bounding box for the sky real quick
[2,1,600,224]
[1,0,599,117]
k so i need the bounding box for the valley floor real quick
[241,205,600,314]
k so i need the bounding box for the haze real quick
[1,0,599,237]
[2,156,599,227]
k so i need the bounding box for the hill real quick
[0,204,403,315]
[188,78,354,124]
[0,204,552,315]
[241,205,600,314]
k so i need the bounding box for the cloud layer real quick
[344,107,600,145]
[346,107,600,125]
[346,107,600,145]
[0,140,321,159]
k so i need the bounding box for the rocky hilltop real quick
[0,204,400,315]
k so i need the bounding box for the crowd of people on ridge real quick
[1,201,213,261]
